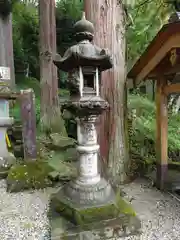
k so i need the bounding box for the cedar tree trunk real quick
[84,0,129,184]
[39,0,67,134]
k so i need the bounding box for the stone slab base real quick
[50,188,141,239]
[50,211,141,240]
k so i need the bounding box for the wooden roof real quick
[127,21,180,84]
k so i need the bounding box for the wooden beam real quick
[156,76,168,190]
[135,35,180,84]
[163,83,180,95]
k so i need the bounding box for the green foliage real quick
[12,0,82,87]
[56,0,82,56]
[128,94,180,175]
[12,1,39,78]
[126,0,172,68]
[12,0,173,75]
[56,0,82,19]
[15,75,40,95]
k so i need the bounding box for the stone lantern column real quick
[76,116,100,185]
[51,11,115,219]
[51,14,140,236]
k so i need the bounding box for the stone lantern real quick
[51,13,140,233]
[0,67,15,177]
[53,12,113,199]
[0,0,15,178]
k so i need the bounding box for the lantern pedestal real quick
[0,99,15,178]
[51,100,117,223]
[50,99,140,237]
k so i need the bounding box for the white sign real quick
[0,67,10,80]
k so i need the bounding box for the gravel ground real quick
[1,178,180,240]
[121,178,180,240]
[0,180,50,240]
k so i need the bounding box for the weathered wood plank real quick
[163,83,180,95]
[135,35,180,84]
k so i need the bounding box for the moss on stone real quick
[51,191,136,227]
[50,189,141,239]
[47,152,77,181]
[7,160,53,192]
[115,190,136,216]
[75,204,119,225]
[48,133,77,151]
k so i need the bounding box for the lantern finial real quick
[82,11,86,20]
[73,11,94,42]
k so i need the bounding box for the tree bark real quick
[49,0,58,106]
[7,14,15,89]
[39,0,52,120]
[39,0,67,134]
[84,0,129,184]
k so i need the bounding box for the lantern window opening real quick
[81,66,99,96]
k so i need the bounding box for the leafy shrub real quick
[13,2,39,78]
[128,93,180,176]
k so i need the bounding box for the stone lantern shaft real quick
[76,116,100,185]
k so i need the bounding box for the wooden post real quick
[156,76,168,190]
[20,89,37,160]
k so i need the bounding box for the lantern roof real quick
[54,12,113,72]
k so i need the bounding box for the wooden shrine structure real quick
[128,9,180,190]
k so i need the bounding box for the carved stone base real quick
[50,186,141,238]
[64,178,114,206]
